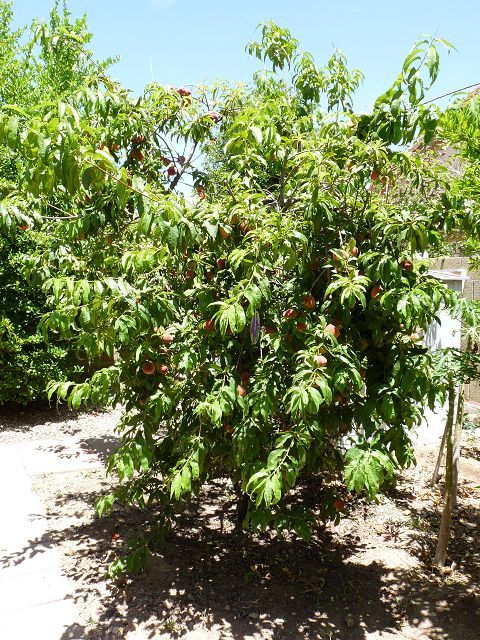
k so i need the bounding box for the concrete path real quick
[0,439,103,640]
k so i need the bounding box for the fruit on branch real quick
[142,361,156,375]
[401,260,413,272]
[334,498,345,511]
[157,364,169,375]
[283,308,298,320]
[303,294,316,310]
[350,247,359,257]
[314,354,328,367]
[167,164,177,176]
[206,111,221,123]
[371,285,382,299]
[325,324,341,338]
[204,319,215,332]
[296,322,307,332]
[237,384,247,398]
[219,227,231,240]
[161,332,174,345]
[216,258,226,269]
[239,219,249,234]
[240,371,251,385]
[185,269,195,280]
[177,87,191,97]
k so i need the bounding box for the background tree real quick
[0,0,114,403]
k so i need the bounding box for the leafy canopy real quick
[1,18,475,557]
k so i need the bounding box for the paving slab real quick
[0,444,80,639]
[2,598,80,640]
[17,437,103,475]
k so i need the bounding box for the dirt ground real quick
[1,405,479,640]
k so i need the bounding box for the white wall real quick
[415,270,466,444]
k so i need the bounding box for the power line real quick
[423,82,480,105]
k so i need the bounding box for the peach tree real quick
[3,22,466,559]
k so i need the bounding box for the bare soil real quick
[1,406,479,640]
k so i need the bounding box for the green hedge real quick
[0,231,81,404]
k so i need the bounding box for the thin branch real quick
[170,141,198,192]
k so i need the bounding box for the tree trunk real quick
[434,377,455,567]
[234,483,249,530]
[451,382,465,509]
[431,373,458,487]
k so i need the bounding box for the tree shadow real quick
[0,402,113,436]
[3,437,477,640]
[79,436,120,462]
[5,475,474,640]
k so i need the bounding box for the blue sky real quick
[11,0,480,111]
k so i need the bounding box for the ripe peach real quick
[237,384,247,398]
[325,324,340,338]
[283,308,298,320]
[371,285,382,299]
[240,371,251,385]
[334,498,345,511]
[206,111,221,123]
[314,354,328,367]
[204,319,215,332]
[142,362,156,375]
[162,332,174,345]
[303,295,316,310]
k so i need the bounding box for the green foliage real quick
[0,231,82,403]
[0,1,111,403]
[3,15,476,564]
